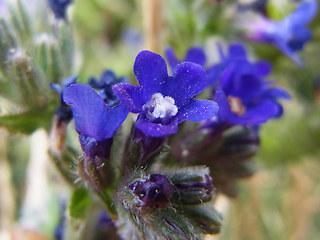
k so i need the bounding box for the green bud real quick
[48,43,63,84]
[0,19,17,71]
[7,48,47,107]
[59,23,75,76]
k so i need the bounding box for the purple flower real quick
[241,0,318,65]
[213,44,290,125]
[48,0,73,20]
[129,174,174,209]
[206,43,250,86]
[113,50,219,137]
[63,83,128,157]
[165,46,206,70]
[89,70,129,108]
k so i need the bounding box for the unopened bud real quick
[128,174,174,210]
[166,166,215,205]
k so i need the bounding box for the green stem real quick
[99,190,117,220]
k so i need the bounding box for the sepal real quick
[133,128,167,166]
[7,48,48,107]
[78,155,115,192]
[180,204,223,234]
[78,136,115,191]
[116,168,222,239]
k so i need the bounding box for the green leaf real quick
[69,188,91,219]
[0,106,56,134]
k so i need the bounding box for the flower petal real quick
[177,99,219,123]
[253,61,272,77]
[216,87,279,125]
[207,64,224,86]
[233,74,264,103]
[262,87,291,100]
[165,47,179,70]
[228,43,247,59]
[289,0,318,26]
[215,87,233,122]
[135,114,178,137]
[113,83,144,113]
[63,84,128,140]
[237,99,279,124]
[275,41,304,66]
[163,62,207,107]
[220,67,235,95]
[185,47,206,66]
[133,50,169,100]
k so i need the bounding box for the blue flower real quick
[165,46,206,70]
[129,174,174,209]
[48,0,73,20]
[113,50,219,137]
[206,43,252,86]
[89,70,129,108]
[212,44,290,125]
[63,83,129,157]
[241,0,318,65]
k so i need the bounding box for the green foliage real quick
[266,0,294,20]
[69,188,91,219]
[0,106,56,134]
[0,0,75,135]
[259,104,320,166]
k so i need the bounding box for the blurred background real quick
[1,0,320,239]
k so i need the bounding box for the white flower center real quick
[143,93,178,120]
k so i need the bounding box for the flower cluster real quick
[163,43,290,196]
[60,41,290,236]
[0,0,318,239]
[46,0,315,238]
[212,43,291,125]
[240,0,318,65]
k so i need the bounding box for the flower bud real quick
[128,174,174,210]
[117,168,220,240]
[166,166,215,205]
[7,48,47,107]
[217,126,260,160]
[204,126,259,197]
